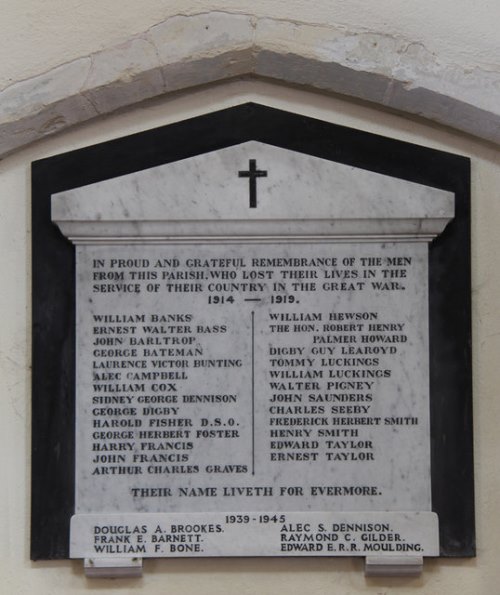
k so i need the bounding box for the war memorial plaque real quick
[31,105,474,566]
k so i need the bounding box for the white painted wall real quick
[1,78,499,594]
[0,0,499,90]
[0,1,499,593]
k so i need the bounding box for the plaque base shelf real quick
[365,556,423,577]
[84,557,143,579]
[81,555,424,579]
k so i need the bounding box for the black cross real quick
[238,159,268,208]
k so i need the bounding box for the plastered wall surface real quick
[0,2,499,593]
[0,78,499,594]
[0,0,499,90]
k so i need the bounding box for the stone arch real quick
[1,11,499,158]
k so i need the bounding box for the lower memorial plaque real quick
[32,104,474,567]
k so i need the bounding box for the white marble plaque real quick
[71,511,439,558]
[51,140,454,559]
[76,242,430,514]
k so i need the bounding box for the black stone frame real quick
[31,103,474,560]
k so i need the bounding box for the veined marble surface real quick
[71,511,439,558]
[52,141,454,242]
[52,141,451,558]
[75,242,430,517]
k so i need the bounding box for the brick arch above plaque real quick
[32,104,473,568]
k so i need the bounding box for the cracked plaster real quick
[0,11,499,158]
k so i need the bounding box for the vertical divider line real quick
[251,310,255,475]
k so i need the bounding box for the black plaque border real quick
[31,103,473,559]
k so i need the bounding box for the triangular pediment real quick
[52,141,453,243]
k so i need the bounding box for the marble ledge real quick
[54,218,452,245]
